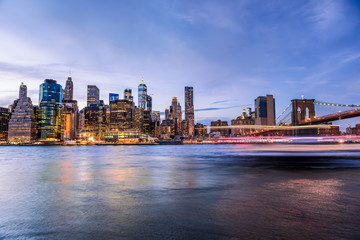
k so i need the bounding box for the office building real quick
[254,94,275,126]
[195,123,207,138]
[109,99,134,131]
[138,76,147,109]
[8,83,36,142]
[146,95,152,113]
[109,93,119,103]
[124,89,133,101]
[151,111,160,123]
[210,120,230,137]
[87,85,100,107]
[84,100,107,140]
[61,100,78,141]
[64,75,73,101]
[0,107,10,141]
[185,86,194,137]
[165,108,170,120]
[134,106,144,133]
[38,79,62,141]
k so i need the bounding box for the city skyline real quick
[1,0,360,126]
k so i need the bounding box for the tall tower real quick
[87,85,100,106]
[7,82,35,142]
[64,74,73,101]
[19,82,27,98]
[185,86,194,136]
[38,79,62,141]
[138,73,147,109]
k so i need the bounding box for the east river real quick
[1,145,360,239]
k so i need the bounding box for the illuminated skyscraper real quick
[185,86,194,136]
[87,85,100,106]
[84,100,107,140]
[8,83,36,142]
[64,75,73,101]
[38,79,62,141]
[109,93,119,103]
[138,74,147,109]
[0,107,10,141]
[124,89,133,101]
[109,99,134,131]
[165,108,170,120]
[146,95,152,113]
[61,100,78,141]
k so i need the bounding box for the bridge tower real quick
[291,99,315,126]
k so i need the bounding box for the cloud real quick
[341,53,360,64]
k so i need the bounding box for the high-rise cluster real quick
[0,74,197,143]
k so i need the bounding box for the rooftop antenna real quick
[69,68,71,78]
[142,71,144,84]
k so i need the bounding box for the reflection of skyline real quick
[1,145,360,239]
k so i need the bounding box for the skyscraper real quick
[254,94,275,126]
[185,86,194,137]
[8,83,36,142]
[38,79,62,141]
[87,85,100,106]
[0,107,10,141]
[109,93,119,103]
[19,82,27,98]
[146,95,152,113]
[109,99,134,131]
[64,75,73,101]
[124,89,132,101]
[84,100,107,140]
[138,75,147,109]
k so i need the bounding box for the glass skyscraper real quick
[138,79,147,109]
[64,75,73,101]
[38,79,62,141]
[109,93,119,103]
[124,89,133,101]
[87,85,100,106]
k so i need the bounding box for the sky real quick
[0,0,360,127]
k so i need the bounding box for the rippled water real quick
[1,145,360,239]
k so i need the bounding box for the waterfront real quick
[1,145,360,239]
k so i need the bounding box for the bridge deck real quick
[298,108,360,125]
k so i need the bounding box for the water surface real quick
[0,145,360,239]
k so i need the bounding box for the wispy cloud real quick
[341,53,360,64]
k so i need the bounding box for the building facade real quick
[109,93,119,103]
[124,89,133,101]
[64,75,73,101]
[0,107,10,141]
[8,83,36,142]
[255,94,275,126]
[185,86,194,137]
[38,79,62,141]
[138,79,147,109]
[87,85,100,107]
[109,99,134,131]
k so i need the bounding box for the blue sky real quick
[0,0,360,127]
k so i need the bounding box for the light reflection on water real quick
[0,145,360,239]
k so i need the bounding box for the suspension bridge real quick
[277,98,360,126]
